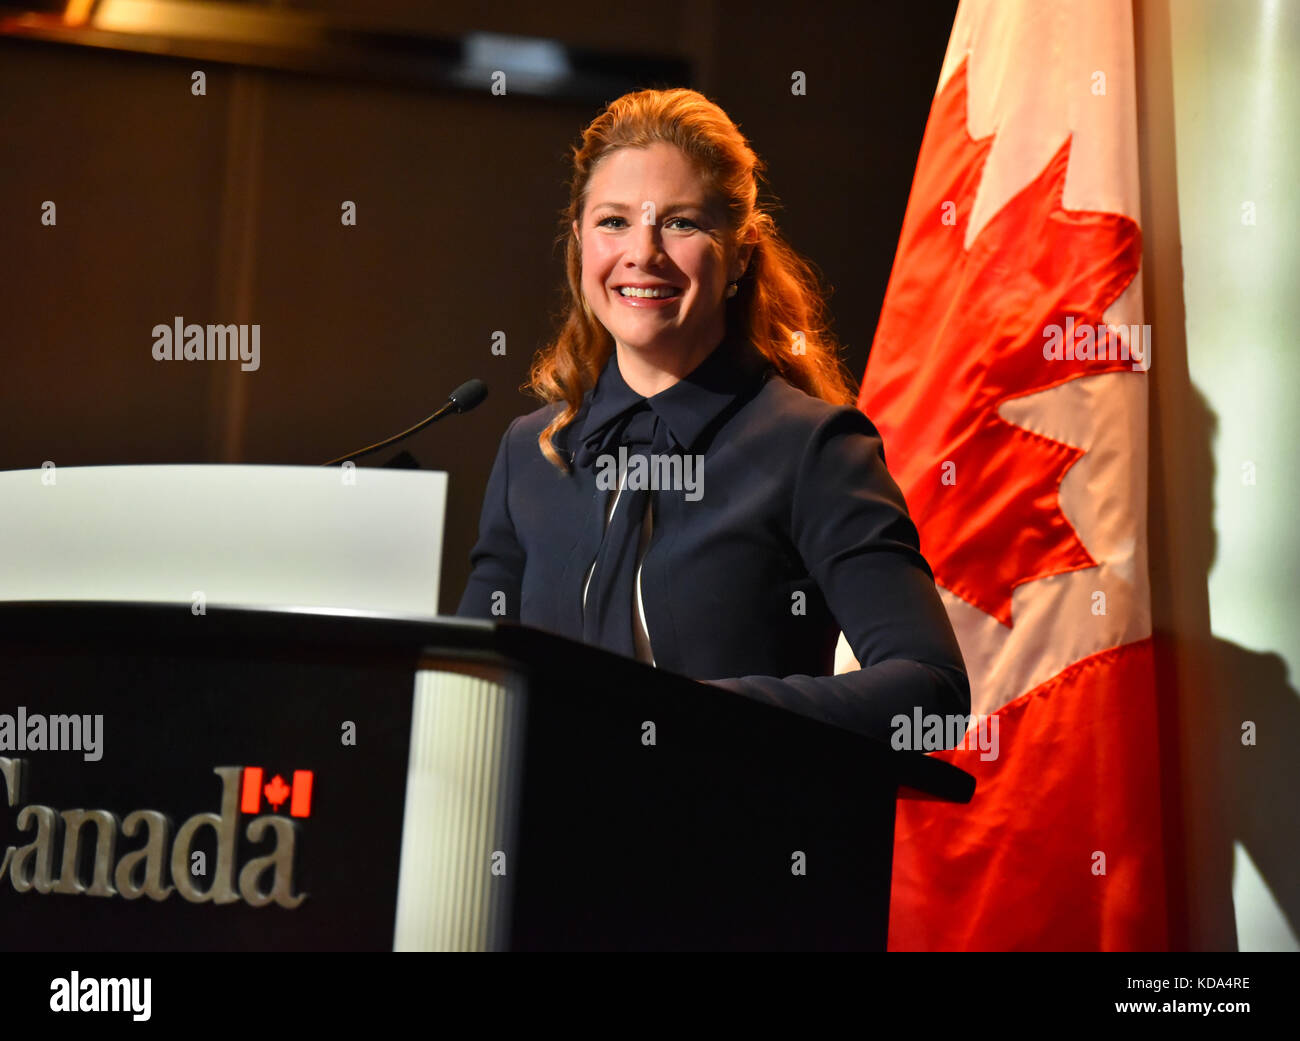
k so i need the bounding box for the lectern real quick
[0,602,972,950]
[0,465,973,950]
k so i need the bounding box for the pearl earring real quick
[725,281,739,299]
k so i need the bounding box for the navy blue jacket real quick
[456,332,969,742]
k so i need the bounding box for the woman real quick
[457,88,968,742]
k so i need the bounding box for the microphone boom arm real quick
[322,378,487,466]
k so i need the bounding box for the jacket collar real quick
[573,329,772,462]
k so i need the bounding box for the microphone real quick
[322,378,488,466]
[446,378,488,414]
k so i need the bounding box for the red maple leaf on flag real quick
[264,774,291,812]
[861,58,1143,626]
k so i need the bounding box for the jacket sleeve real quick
[704,407,970,745]
[455,417,525,621]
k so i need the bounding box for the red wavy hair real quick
[529,87,855,471]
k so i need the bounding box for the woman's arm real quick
[455,417,526,621]
[705,407,970,745]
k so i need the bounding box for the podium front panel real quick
[0,607,441,950]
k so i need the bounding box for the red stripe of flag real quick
[240,766,263,814]
[290,769,313,818]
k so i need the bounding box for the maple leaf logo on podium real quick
[264,774,292,812]
[240,766,314,818]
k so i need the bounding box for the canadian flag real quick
[860,0,1168,949]
[240,766,314,818]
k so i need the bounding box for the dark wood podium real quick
[0,601,972,951]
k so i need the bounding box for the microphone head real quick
[448,378,488,414]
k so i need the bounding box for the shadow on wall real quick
[1136,0,1300,953]
[1155,383,1300,951]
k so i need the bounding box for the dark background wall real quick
[0,0,958,613]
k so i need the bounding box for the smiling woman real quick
[574,141,746,396]
[456,88,969,744]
